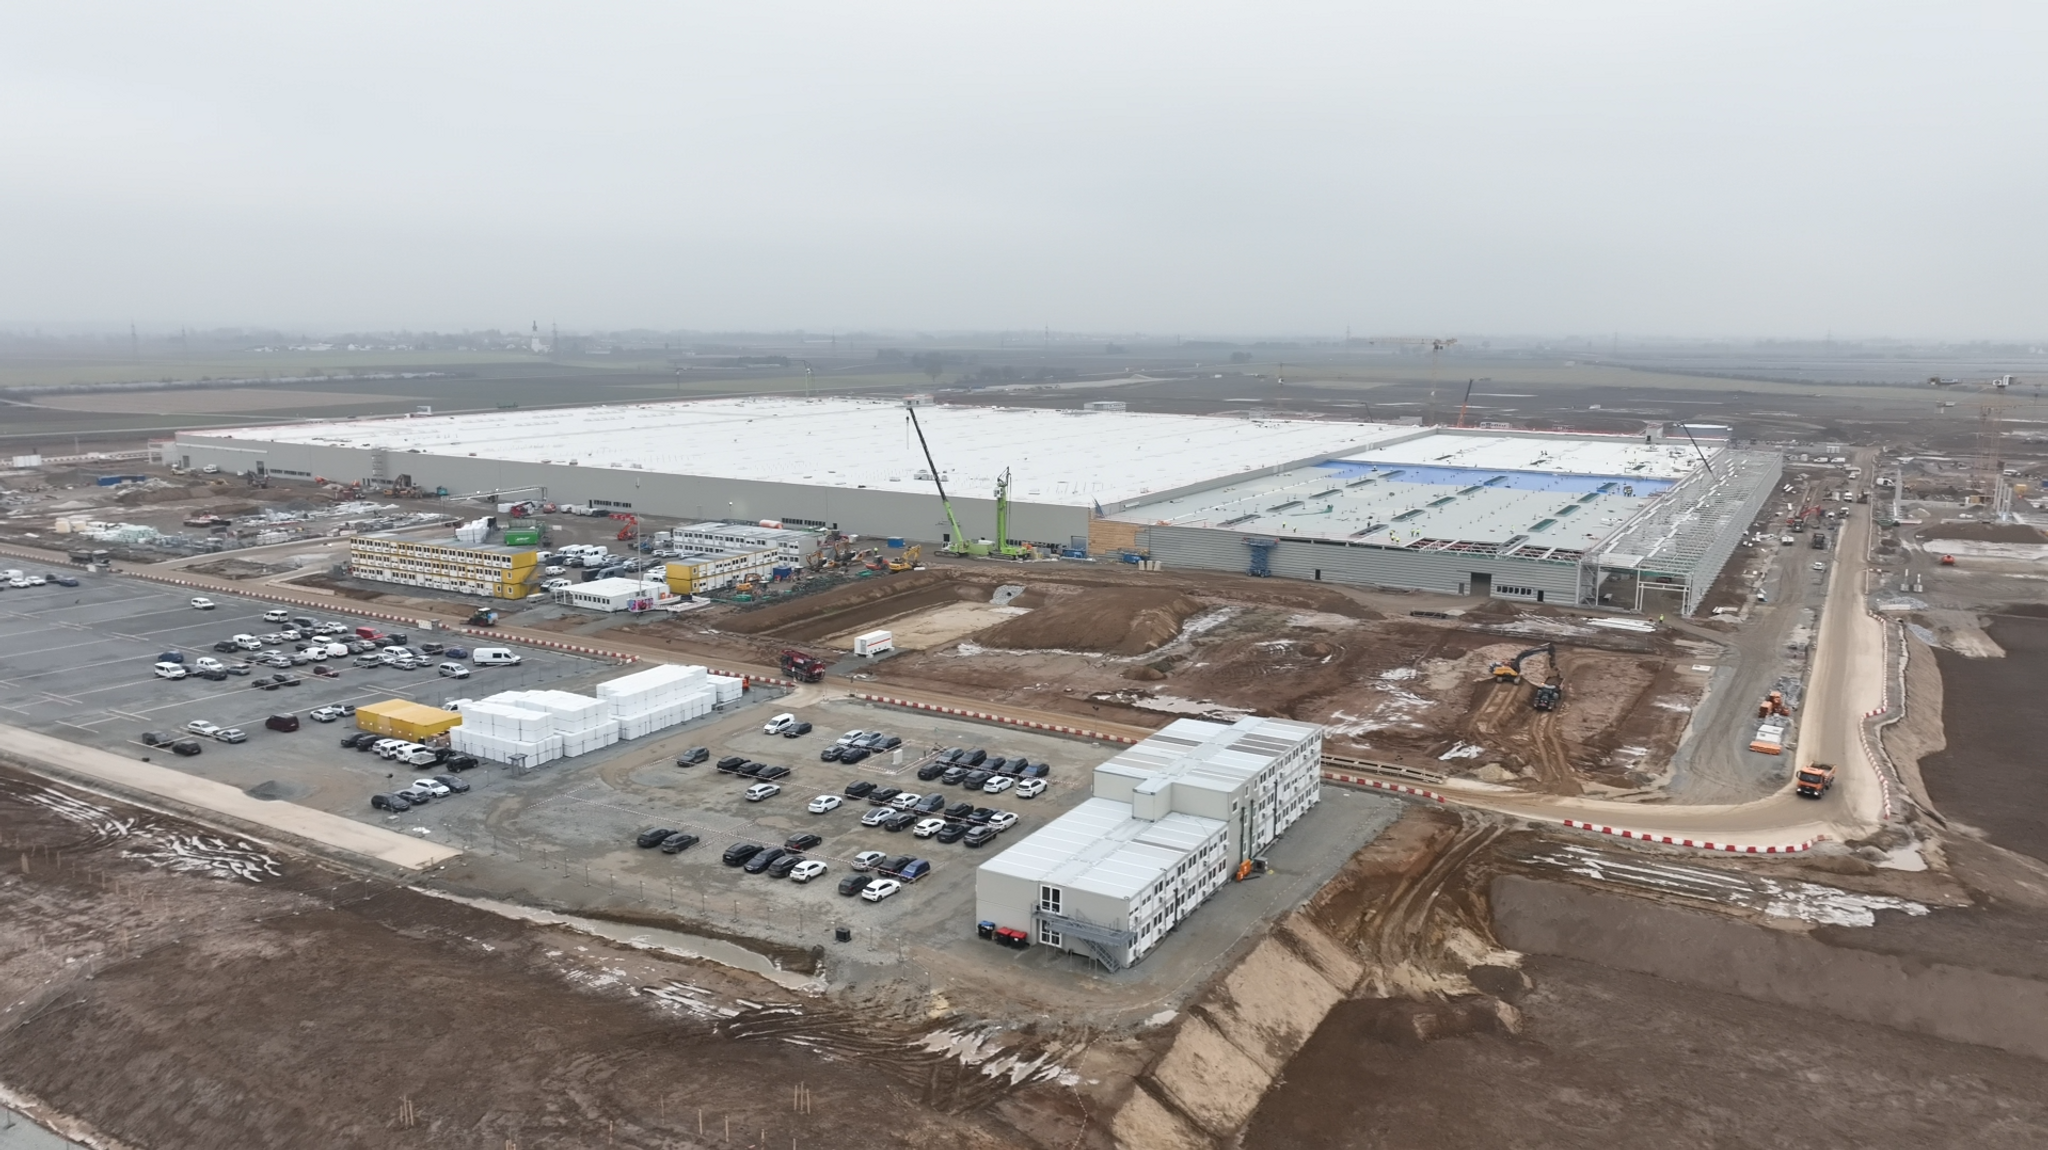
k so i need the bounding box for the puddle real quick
[413,888,825,991]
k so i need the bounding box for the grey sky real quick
[3,2,2043,337]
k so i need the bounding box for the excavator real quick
[887,544,921,573]
[1488,643,1555,682]
[1489,643,1564,710]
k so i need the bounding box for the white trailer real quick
[853,629,894,657]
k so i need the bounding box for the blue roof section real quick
[1316,460,1675,495]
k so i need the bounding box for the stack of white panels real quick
[490,689,620,758]
[450,700,563,765]
[598,663,715,740]
[708,674,744,705]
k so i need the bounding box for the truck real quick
[1794,762,1835,798]
[781,648,827,683]
[467,608,499,626]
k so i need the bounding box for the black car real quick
[962,748,988,766]
[252,676,279,690]
[961,771,992,790]
[883,811,919,832]
[370,792,412,812]
[820,745,844,762]
[340,731,370,748]
[738,761,771,777]
[432,774,471,793]
[419,642,445,656]
[782,721,812,738]
[784,832,823,852]
[743,847,788,875]
[715,755,747,770]
[1005,757,1031,776]
[963,825,999,848]
[767,852,805,878]
[194,668,227,681]
[443,753,479,772]
[722,842,766,866]
[878,854,916,876]
[676,747,710,766]
[225,663,253,676]
[969,807,998,824]
[1021,762,1051,778]
[944,801,975,820]
[853,732,884,749]
[354,734,380,751]
[941,747,967,764]
[916,762,947,781]
[170,739,203,756]
[844,780,876,799]
[984,756,1009,774]
[274,674,301,688]
[840,746,870,764]
[934,821,969,843]
[49,575,80,588]
[213,639,241,653]
[941,766,968,786]
[915,793,947,813]
[638,827,679,848]
[140,730,172,747]
[754,764,791,781]
[876,735,902,750]
[837,873,873,897]
[659,832,699,854]
[868,786,902,805]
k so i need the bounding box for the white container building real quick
[974,715,1323,970]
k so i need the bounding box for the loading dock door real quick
[1470,573,1493,597]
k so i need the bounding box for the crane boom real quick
[906,404,972,554]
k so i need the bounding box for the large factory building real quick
[174,397,1776,615]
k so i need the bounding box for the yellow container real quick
[356,699,462,740]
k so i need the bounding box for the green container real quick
[502,529,541,546]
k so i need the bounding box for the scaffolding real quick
[1582,449,1782,616]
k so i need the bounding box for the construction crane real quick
[991,469,1035,559]
[1455,379,1476,429]
[905,403,979,556]
[1368,337,1458,424]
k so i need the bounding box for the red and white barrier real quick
[1557,818,1815,854]
[1320,770,1449,804]
[450,626,637,662]
[849,692,1143,744]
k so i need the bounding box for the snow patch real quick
[1437,742,1485,761]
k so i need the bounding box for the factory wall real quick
[173,435,1093,547]
[1144,525,1587,602]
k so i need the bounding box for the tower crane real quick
[1366,337,1458,424]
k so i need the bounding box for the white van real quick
[262,609,290,623]
[152,661,188,680]
[232,634,263,651]
[472,648,522,666]
[438,662,471,678]
[194,656,225,672]
[373,738,408,758]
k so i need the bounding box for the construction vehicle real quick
[1757,690,1790,719]
[887,544,922,573]
[1794,761,1836,799]
[991,469,1035,559]
[1531,672,1564,711]
[467,608,499,627]
[1488,643,1555,682]
[780,648,827,683]
[611,512,639,542]
[905,403,978,556]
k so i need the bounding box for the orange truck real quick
[1795,762,1836,799]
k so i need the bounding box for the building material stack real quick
[489,689,619,758]
[450,700,563,766]
[598,663,717,740]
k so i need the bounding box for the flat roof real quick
[183,397,1417,509]
[1096,715,1321,796]
[1112,430,1716,557]
[977,797,1224,902]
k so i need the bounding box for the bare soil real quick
[1918,521,2048,544]
[1919,614,2048,860]
[975,586,1205,655]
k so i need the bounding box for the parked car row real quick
[817,728,905,764]
[761,713,814,738]
[1,569,79,589]
[835,780,1021,841]
[713,756,793,781]
[370,772,471,813]
[339,731,478,770]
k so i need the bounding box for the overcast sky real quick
[3,2,2044,338]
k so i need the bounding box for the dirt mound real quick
[719,569,1001,642]
[1921,521,2048,544]
[976,587,1205,654]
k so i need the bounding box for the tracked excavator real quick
[1489,643,1564,710]
[1488,643,1554,682]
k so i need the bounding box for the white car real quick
[193,656,225,673]
[309,706,345,723]
[152,662,188,679]
[23,575,44,586]
[1812,561,1826,571]
[305,647,329,661]
[543,565,567,576]
[835,729,867,746]
[184,719,222,737]
[788,860,829,883]
[861,878,903,903]
[262,609,290,623]
[807,795,842,814]
[852,850,888,872]
[912,817,945,838]
[889,791,922,810]
[744,782,782,802]
[541,577,573,592]
[982,776,1014,795]
[1016,778,1047,799]
[213,727,247,744]
[412,777,451,797]
[986,811,1018,832]
[860,806,896,827]
[763,712,797,735]
[190,597,216,610]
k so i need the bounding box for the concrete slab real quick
[0,723,460,870]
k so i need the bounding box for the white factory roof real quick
[1113,430,1717,558]
[977,797,1225,901]
[183,397,1417,510]
[1096,715,1320,796]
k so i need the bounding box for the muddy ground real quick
[1919,614,2048,859]
[0,764,1142,1150]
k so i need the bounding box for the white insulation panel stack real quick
[488,689,621,758]
[708,674,745,705]
[449,700,564,765]
[598,663,717,740]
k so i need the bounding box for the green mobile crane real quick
[992,469,1034,560]
[906,404,985,556]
